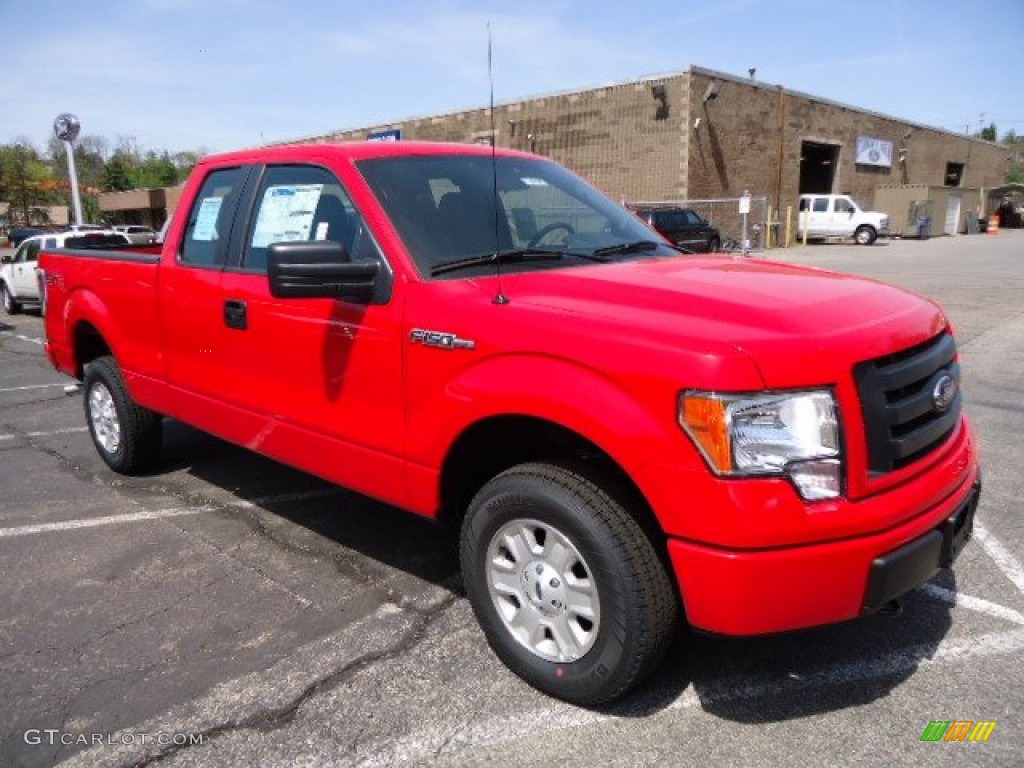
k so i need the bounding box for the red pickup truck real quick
[40,141,980,705]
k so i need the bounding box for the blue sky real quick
[2,0,1022,155]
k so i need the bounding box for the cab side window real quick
[812,198,829,213]
[243,165,381,273]
[180,167,243,266]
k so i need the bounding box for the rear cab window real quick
[180,167,244,267]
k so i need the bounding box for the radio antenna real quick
[488,23,508,305]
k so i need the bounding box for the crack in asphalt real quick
[126,595,458,768]
[3,391,465,768]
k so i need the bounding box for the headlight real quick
[679,389,842,500]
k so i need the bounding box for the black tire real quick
[82,356,163,474]
[707,237,721,253]
[854,225,877,245]
[460,462,678,705]
[2,283,21,315]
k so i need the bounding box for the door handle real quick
[224,299,248,330]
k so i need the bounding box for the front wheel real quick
[854,225,877,245]
[83,356,163,474]
[2,283,21,315]
[460,462,678,705]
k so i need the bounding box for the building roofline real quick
[280,64,1003,150]
[276,69,690,145]
[687,65,1002,147]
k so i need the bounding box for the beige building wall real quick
[306,76,688,202]
[686,67,1008,212]
[292,66,1009,216]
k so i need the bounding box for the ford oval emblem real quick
[932,374,957,413]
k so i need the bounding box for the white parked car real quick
[1,230,129,314]
[797,194,890,245]
[113,225,158,244]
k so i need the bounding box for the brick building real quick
[293,66,1008,232]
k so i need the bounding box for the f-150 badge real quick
[410,329,476,350]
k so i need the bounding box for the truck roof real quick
[197,140,537,168]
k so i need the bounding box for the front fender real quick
[409,352,695,478]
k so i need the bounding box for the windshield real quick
[356,154,678,278]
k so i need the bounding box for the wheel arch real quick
[437,414,669,564]
[70,319,114,380]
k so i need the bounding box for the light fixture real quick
[703,82,722,103]
[651,84,669,120]
[53,113,84,226]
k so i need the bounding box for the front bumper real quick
[667,467,980,635]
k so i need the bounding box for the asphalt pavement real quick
[1,230,1022,767]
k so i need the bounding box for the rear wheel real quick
[460,462,678,705]
[2,283,21,315]
[854,225,877,245]
[708,236,721,253]
[83,356,163,474]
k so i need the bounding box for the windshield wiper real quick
[430,249,566,276]
[591,240,660,259]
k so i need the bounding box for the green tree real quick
[0,141,55,224]
[1002,129,1023,184]
[103,151,133,192]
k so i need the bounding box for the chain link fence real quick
[626,196,772,254]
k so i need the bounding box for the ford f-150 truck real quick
[40,142,979,705]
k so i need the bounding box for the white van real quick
[797,194,890,245]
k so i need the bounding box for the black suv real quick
[634,207,720,253]
[6,227,47,248]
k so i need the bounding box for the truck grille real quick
[854,332,961,475]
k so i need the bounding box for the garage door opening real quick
[799,142,839,194]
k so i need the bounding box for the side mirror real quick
[268,240,379,302]
[0,254,11,265]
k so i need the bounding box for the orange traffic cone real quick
[986,215,999,235]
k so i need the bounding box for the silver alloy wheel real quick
[486,518,601,662]
[88,381,121,454]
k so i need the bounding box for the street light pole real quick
[53,113,83,226]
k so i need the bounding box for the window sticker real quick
[193,197,224,241]
[252,184,324,247]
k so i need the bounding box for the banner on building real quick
[856,136,893,168]
[367,129,401,142]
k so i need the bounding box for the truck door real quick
[160,165,250,414]
[216,163,405,498]
[832,197,857,236]
[11,238,42,297]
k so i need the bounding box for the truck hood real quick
[498,256,947,387]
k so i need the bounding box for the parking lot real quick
[2,231,1022,767]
